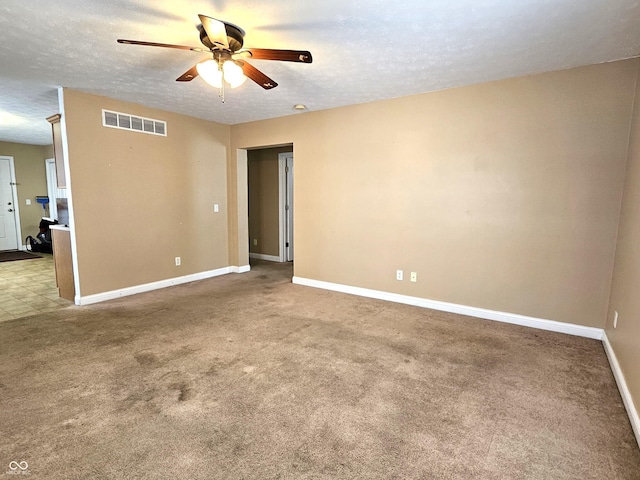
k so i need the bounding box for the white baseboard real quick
[602,332,640,448]
[292,276,604,340]
[78,265,250,305]
[249,253,281,262]
[231,264,251,273]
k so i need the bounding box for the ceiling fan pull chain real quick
[219,73,226,103]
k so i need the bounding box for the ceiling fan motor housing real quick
[199,22,245,52]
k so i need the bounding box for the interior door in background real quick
[0,156,20,251]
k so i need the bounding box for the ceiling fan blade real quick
[176,65,199,82]
[237,61,278,90]
[117,39,206,52]
[198,14,229,49]
[239,48,312,63]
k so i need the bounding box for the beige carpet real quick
[1,260,639,479]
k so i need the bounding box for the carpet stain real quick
[387,341,420,359]
[134,351,158,365]
[176,382,191,402]
[95,334,134,347]
[121,389,156,410]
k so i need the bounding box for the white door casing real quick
[278,152,294,262]
[0,156,21,251]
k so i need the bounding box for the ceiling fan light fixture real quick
[118,14,313,95]
[196,59,222,88]
[223,60,247,88]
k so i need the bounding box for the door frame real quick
[278,152,293,262]
[0,155,22,250]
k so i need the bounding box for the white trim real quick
[58,88,82,304]
[602,332,640,447]
[249,252,281,262]
[278,152,294,263]
[287,155,294,262]
[79,266,237,305]
[292,276,604,340]
[0,155,22,250]
[278,155,285,262]
[231,265,251,273]
[278,153,290,262]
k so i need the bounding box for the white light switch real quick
[214,204,219,213]
[26,198,31,205]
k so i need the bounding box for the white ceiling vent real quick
[102,109,167,137]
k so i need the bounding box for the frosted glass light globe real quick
[223,60,247,88]
[196,60,222,88]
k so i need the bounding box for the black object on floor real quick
[0,250,41,263]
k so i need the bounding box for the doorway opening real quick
[0,154,70,323]
[247,145,294,266]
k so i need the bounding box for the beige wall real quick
[59,61,640,423]
[248,146,292,257]
[62,89,230,296]
[606,61,640,420]
[231,59,639,329]
[0,141,53,244]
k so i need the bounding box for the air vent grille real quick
[102,109,167,137]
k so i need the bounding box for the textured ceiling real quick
[1,0,640,145]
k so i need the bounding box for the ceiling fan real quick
[117,14,312,96]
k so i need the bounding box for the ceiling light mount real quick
[199,20,245,52]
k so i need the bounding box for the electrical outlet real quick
[175,256,181,266]
[214,204,219,213]
[396,270,403,281]
[26,198,31,206]
[410,272,417,282]
[614,311,618,328]
[253,239,258,246]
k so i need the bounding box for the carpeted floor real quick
[0,250,41,263]
[1,260,639,479]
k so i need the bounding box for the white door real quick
[0,156,20,251]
